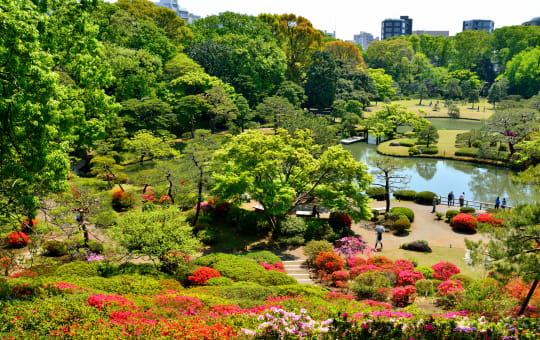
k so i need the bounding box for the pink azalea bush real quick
[397,270,425,286]
[431,262,460,280]
[260,262,285,273]
[391,285,417,307]
[334,236,373,257]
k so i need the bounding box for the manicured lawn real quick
[377,130,464,159]
[366,98,494,120]
[380,246,484,280]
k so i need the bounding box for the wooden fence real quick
[438,196,511,210]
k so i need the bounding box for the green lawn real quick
[380,246,485,280]
[377,130,467,159]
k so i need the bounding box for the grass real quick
[366,98,494,120]
[377,130,469,159]
[380,246,484,280]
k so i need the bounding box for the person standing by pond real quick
[495,196,500,209]
[459,192,465,207]
[432,196,437,213]
[448,191,454,206]
[501,198,507,209]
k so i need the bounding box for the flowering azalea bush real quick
[161,251,191,274]
[452,213,477,232]
[188,267,221,285]
[503,277,540,307]
[367,256,394,266]
[313,251,343,275]
[328,211,352,230]
[87,294,134,311]
[331,270,350,286]
[349,264,381,278]
[347,255,367,268]
[9,270,38,279]
[436,280,465,308]
[111,188,134,212]
[394,259,415,273]
[432,261,461,280]
[5,231,29,248]
[397,270,425,286]
[476,213,503,227]
[140,188,155,203]
[391,285,417,307]
[334,236,373,257]
[260,262,285,273]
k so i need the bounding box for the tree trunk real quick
[385,172,390,212]
[190,115,195,139]
[139,154,145,166]
[142,183,148,194]
[508,142,515,155]
[193,169,204,227]
[166,172,174,204]
[518,279,539,315]
[418,95,423,106]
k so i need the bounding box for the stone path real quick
[282,260,314,285]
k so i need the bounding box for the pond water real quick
[344,142,540,206]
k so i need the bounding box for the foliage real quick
[259,271,297,286]
[111,188,134,212]
[305,50,338,109]
[43,240,69,257]
[503,47,540,98]
[422,146,438,154]
[449,273,474,288]
[417,124,439,148]
[242,251,281,265]
[415,279,435,296]
[397,270,425,286]
[161,251,191,274]
[460,207,476,214]
[4,232,29,248]
[415,266,434,279]
[303,240,334,262]
[389,207,415,222]
[445,210,460,223]
[391,285,417,307]
[188,267,221,285]
[55,262,98,278]
[393,218,411,234]
[205,277,234,286]
[415,191,437,205]
[366,187,386,201]
[452,213,477,233]
[328,211,352,232]
[476,213,503,227]
[350,270,391,300]
[313,252,344,275]
[436,280,465,308]
[431,262,461,281]
[193,253,267,283]
[393,190,417,201]
[334,236,372,258]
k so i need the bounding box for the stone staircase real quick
[282,260,314,285]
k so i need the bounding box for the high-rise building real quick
[522,17,540,26]
[155,0,200,24]
[462,19,494,33]
[323,30,336,39]
[412,30,449,37]
[353,32,377,51]
[381,16,412,40]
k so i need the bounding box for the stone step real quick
[282,260,306,263]
[295,279,315,285]
[283,265,308,269]
[287,272,310,276]
[285,269,310,274]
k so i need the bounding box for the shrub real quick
[408,146,419,155]
[394,259,415,273]
[422,147,438,154]
[331,270,350,285]
[415,266,434,279]
[206,277,234,286]
[449,273,474,288]
[349,264,381,279]
[42,240,68,256]
[276,235,304,247]
[328,211,351,232]
[260,262,285,273]
[399,139,415,147]
[431,262,460,280]
[198,227,218,245]
[188,267,221,285]
[459,207,476,214]
[368,256,394,266]
[313,251,343,275]
[393,190,417,201]
[347,256,367,268]
[391,285,417,307]
[55,261,98,278]
[389,207,415,222]
[88,240,104,254]
[173,263,200,285]
[334,236,370,258]
[397,270,425,286]
[161,251,191,274]
[350,270,391,300]
[415,279,435,296]
[304,219,332,241]
[366,187,386,201]
[111,188,134,212]
[455,148,478,157]
[92,209,118,228]
[445,210,459,223]
[370,209,379,221]
[242,251,281,264]
[435,212,444,220]
[393,218,411,234]
[259,271,297,286]
[415,191,437,205]
[458,278,512,314]
[193,253,267,283]
[277,217,306,237]
[452,213,477,232]
[436,280,465,308]
[476,213,503,227]
[5,232,29,248]
[303,240,334,262]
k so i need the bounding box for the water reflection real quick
[344,143,540,206]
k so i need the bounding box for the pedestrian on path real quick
[447,191,454,206]
[312,205,320,218]
[501,198,507,209]
[495,196,500,209]
[459,192,465,207]
[375,225,385,250]
[432,196,437,213]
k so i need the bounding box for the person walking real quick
[501,198,507,209]
[495,196,500,209]
[459,192,465,207]
[432,196,437,213]
[375,225,385,250]
[447,191,454,206]
[312,205,320,218]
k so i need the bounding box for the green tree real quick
[331,99,347,123]
[233,95,254,133]
[491,25,540,73]
[451,30,493,75]
[370,158,409,212]
[212,129,373,231]
[120,98,175,134]
[324,40,365,67]
[275,80,307,108]
[368,68,395,103]
[468,88,480,109]
[305,50,338,109]
[417,82,428,105]
[175,95,208,138]
[256,96,297,131]
[128,130,179,166]
[417,124,439,148]
[203,86,239,133]
[366,39,414,80]
[345,100,364,119]
[488,79,509,109]
[90,156,126,190]
[503,47,540,99]
[445,78,463,99]
[366,104,427,141]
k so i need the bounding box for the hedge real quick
[423,147,438,154]
[455,148,478,157]
[394,190,417,201]
[389,207,414,222]
[415,191,437,205]
[366,187,386,201]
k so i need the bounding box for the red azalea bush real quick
[161,251,191,274]
[392,285,417,307]
[328,211,352,231]
[503,277,540,307]
[397,270,425,286]
[88,294,134,310]
[260,262,285,273]
[452,213,477,232]
[111,188,134,212]
[188,267,221,285]
[5,231,29,248]
[9,269,38,279]
[368,256,394,266]
[349,264,381,278]
[347,256,367,268]
[20,218,38,232]
[141,188,155,203]
[313,251,344,275]
[476,213,503,227]
[394,259,415,273]
[432,262,461,280]
[331,270,350,284]
[436,280,465,308]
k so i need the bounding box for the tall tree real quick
[366,39,414,80]
[370,158,409,212]
[417,124,439,148]
[128,130,179,166]
[324,40,365,67]
[503,47,540,99]
[212,129,373,231]
[275,81,307,108]
[256,96,297,131]
[368,68,395,104]
[305,50,338,109]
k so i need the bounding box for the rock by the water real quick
[401,241,432,253]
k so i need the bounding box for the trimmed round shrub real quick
[313,251,343,275]
[366,187,386,201]
[431,262,461,281]
[389,207,414,222]
[5,232,29,248]
[408,146,419,155]
[43,240,68,257]
[459,207,476,214]
[452,213,477,233]
[394,190,417,201]
[415,266,434,279]
[277,217,306,236]
[188,267,221,285]
[423,147,438,154]
[303,240,334,262]
[397,270,425,286]
[242,251,281,264]
[56,261,98,277]
[415,191,437,205]
[193,253,267,283]
[391,285,417,307]
[350,270,392,300]
[258,271,297,286]
[449,273,474,288]
[393,218,411,234]
[415,279,435,296]
[394,259,415,273]
[445,210,459,223]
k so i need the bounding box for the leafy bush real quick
[5,232,29,248]
[304,219,332,241]
[436,280,465,308]
[259,271,297,286]
[415,279,435,296]
[423,147,438,154]
[366,187,386,201]
[415,266,434,279]
[399,139,415,147]
[198,227,218,245]
[391,285,416,307]
[455,148,478,157]
[370,209,379,221]
[449,273,474,288]
[393,218,411,234]
[206,277,234,286]
[431,262,460,280]
[445,210,459,223]
[161,251,191,274]
[173,263,200,285]
[226,207,268,235]
[242,251,281,264]
[303,240,334,261]
[277,217,306,237]
[276,235,304,247]
[313,251,343,275]
[393,190,417,201]
[334,236,370,258]
[93,209,118,228]
[397,270,425,286]
[193,253,267,283]
[350,270,391,300]
[43,240,68,257]
[115,262,160,277]
[260,262,285,273]
[476,213,503,227]
[55,261,98,278]
[452,213,477,233]
[435,212,444,220]
[389,207,415,222]
[459,207,476,214]
[457,278,512,314]
[188,267,221,285]
[111,188,134,212]
[88,240,104,254]
[415,191,437,205]
[328,211,351,232]
[408,146,419,155]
